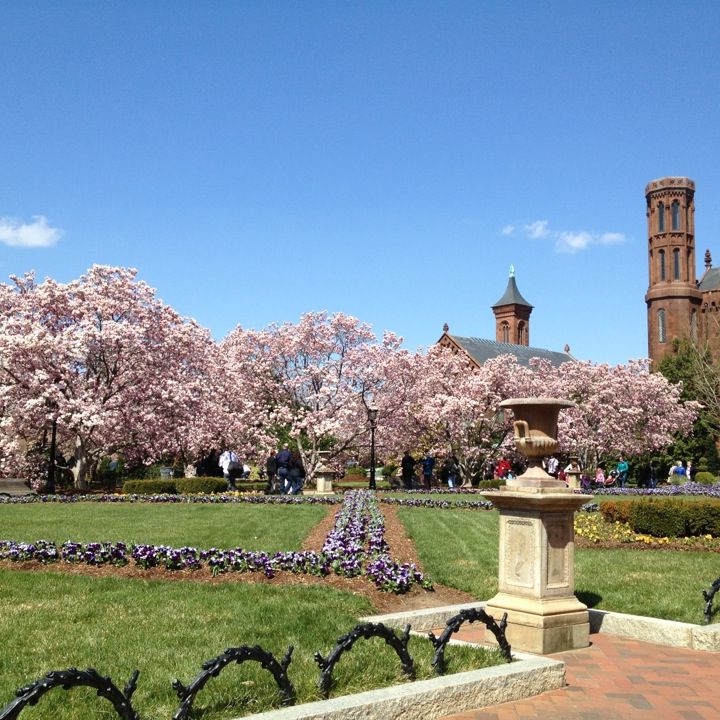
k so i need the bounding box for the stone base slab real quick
[485,592,589,654]
[589,608,720,651]
[238,654,565,720]
[0,478,35,496]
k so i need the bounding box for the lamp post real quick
[367,407,378,490]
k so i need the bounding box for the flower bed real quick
[0,491,432,592]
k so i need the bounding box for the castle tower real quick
[645,177,702,364]
[492,265,533,346]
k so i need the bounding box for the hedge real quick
[122,479,177,494]
[600,498,720,538]
[176,477,228,494]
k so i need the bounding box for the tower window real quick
[517,321,526,344]
[672,201,680,230]
[659,249,666,280]
[501,322,509,343]
[658,202,665,232]
[658,308,666,343]
[673,248,680,280]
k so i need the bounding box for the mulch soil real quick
[0,503,474,615]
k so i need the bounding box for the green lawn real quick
[0,571,501,719]
[398,506,720,624]
[0,503,328,551]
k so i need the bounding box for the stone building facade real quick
[645,177,720,364]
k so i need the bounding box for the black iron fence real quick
[0,615,512,719]
[703,576,720,624]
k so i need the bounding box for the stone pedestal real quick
[483,487,591,654]
[565,470,581,489]
[314,476,334,495]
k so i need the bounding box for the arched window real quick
[658,308,667,343]
[501,322,509,343]
[517,321,526,344]
[659,249,666,280]
[672,201,680,230]
[658,202,665,232]
[673,248,680,280]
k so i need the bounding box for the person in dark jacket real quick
[401,451,416,490]
[276,444,292,493]
[265,454,278,494]
[288,451,305,495]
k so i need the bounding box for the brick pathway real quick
[439,626,720,720]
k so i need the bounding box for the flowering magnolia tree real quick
[546,359,699,469]
[380,349,698,481]
[0,266,214,487]
[221,312,408,482]
[379,348,527,481]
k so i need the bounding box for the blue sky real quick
[2,1,719,365]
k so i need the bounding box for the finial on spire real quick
[442,322,449,333]
[705,249,712,269]
[509,264,515,278]
[564,344,571,354]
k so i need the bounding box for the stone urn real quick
[483,397,591,654]
[499,397,574,488]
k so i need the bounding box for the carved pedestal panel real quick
[484,488,590,654]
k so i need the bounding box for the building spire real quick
[705,249,712,270]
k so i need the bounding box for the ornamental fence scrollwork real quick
[702,577,720,624]
[314,622,414,699]
[0,667,140,720]
[172,644,295,719]
[428,608,512,675]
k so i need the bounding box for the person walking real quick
[443,455,459,489]
[265,453,278,494]
[288,451,305,495]
[546,455,559,478]
[276,444,292,493]
[401,451,416,490]
[649,459,658,488]
[616,456,629,488]
[421,453,435,490]
[218,448,239,491]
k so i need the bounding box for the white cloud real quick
[556,231,592,253]
[524,220,550,239]
[556,230,627,254]
[504,216,628,254]
[598,232,625,246]
[0,216,62,248]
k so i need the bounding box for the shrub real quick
[618,498,720,538]
[685,502,720,536]
[599,501,632,525]
[477,479,504,490]
[176,477,228,494]
[382,463,398,478]
[345,466,366,477]
[122,479,177,494]
[629,499,687,537]
[694,471,716,485]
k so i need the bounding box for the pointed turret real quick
[491,266,533,345]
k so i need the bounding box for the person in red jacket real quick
[496,457,511,479]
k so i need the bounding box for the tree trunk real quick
[71,436,91,489]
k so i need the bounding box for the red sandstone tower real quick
[645,177,702,364]
[492,266,533,346]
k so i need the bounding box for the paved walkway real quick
[439,626,720,720]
